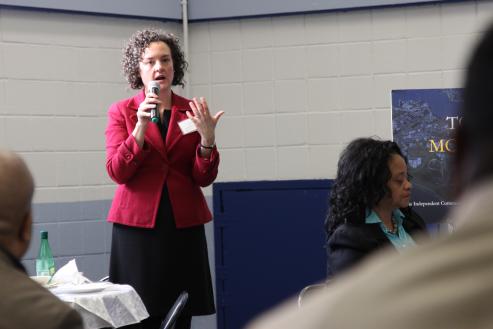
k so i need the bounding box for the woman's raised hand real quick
[187,97,224,147]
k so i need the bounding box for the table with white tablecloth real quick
[51,282,149,329]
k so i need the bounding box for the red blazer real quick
[105,90,219,228]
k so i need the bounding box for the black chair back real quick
[160,291,189,329]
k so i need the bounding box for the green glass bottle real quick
[35,231,56,276]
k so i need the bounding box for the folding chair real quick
[297,283,327,307]
[160,291,189,329]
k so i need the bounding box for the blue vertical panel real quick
[213,180,332,329]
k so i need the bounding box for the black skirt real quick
[109,185,216,317]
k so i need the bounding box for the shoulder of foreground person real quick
[0,264,83,329]
[248,180,493,329]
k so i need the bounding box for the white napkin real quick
[51,259,91,285]
[56,284,149,327]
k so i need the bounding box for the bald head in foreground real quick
[247,21,493,329]
[0,150,83,329]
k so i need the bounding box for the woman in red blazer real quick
[105,29,223,329]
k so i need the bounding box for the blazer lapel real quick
[166,106,188,152]
[129,90,167,160]
[146,122,167,159]
[166,92,194,152]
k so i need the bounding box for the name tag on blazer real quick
[178,118,197,135]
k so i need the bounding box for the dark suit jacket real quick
[327,208,426,279]
[0,247,83,329]
[105,91,219,228]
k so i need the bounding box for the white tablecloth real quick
[52,283,149,329]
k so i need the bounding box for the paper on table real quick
[51,260,149,327]
[51,282,110,295]
[51,259,90,285]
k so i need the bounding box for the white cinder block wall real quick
[0,1,492,328]
[0,7,181,277]
[191,1,493,186]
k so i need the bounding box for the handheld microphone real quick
[148,81,160,123]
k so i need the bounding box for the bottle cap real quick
[151,116,160,123]
[40,231,48,239]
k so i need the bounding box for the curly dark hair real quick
[122,28,188,89]
[325,138,407,237]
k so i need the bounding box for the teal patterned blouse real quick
[365,209,416,251]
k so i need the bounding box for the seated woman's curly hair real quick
[122,29,188,89]
[325,138,407,237]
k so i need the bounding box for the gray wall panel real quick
[23,196,215,283]
[0,0,181,20]
[0,0,464,21]
[188,0,459,20]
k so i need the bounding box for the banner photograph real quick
[392,89,462,224]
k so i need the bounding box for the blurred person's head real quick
[454,23,493,196]
[0,150,34,259]
[326,138,411,236]
[122,28,188,91]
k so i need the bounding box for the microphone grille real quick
[149,80,160,94]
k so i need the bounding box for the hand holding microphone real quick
[132,80,161,147]
[148,80,160,124]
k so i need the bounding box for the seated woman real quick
[325,137,427,279]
